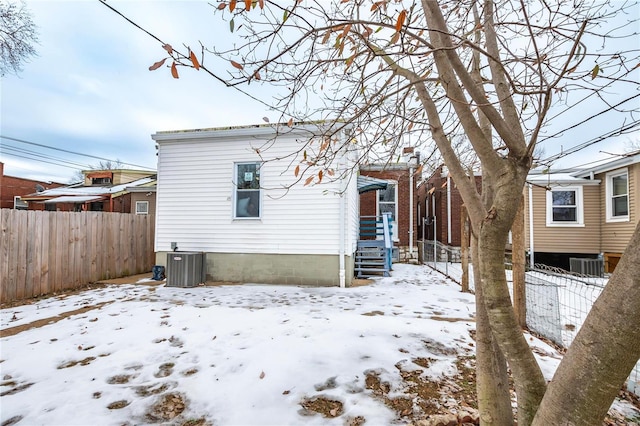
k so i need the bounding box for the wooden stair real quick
[355,213,393,278]
[355,240,390,277]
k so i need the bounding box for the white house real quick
[152,122,361,287]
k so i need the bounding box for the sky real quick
[2,263,638,424]
[0,0,638,183]
[1,0,276,183]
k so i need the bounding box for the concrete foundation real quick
[155,252,355,287]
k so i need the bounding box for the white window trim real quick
[14,196,28,210]
[545,186,584,227]
[605,168,630,223]
[377,180,399,242]
[135,201,149,215]
[233,162,262,220]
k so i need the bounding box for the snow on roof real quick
[30,176,156,197]
[527,172,600,186]
[43,195,105,204]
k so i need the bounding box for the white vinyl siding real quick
[154,129,356,256]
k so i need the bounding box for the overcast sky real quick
[1,0,638,183]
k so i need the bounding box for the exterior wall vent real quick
[166,252,206,287]
[569,257,604,278]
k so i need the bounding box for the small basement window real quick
[135,201,149,215]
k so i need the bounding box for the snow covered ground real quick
[0,264,637,425]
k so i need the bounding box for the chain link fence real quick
[417,239,640,396]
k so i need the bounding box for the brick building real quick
[21,169,156,213]
[359,160,419,260]
[0,162,64,210]
[417,165,482,247]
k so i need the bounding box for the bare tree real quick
[0,0,37,77]
[102,0,640,424]
[70,159,124,184]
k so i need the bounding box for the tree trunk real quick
[478,171,547,426]
[532,223,640,425]
[461,205,470,293]
[472,234,514,425]
[512,195,526,328]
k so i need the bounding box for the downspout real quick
[409,166,415,258]
[432,194,437,264]
[447,175,452,245]
[528,183,535,268]
[338,154,346,288]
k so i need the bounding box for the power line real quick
[0,135,156,171]
[2,144,91,169]
[1,151,86,171]
[539,93,640,144]
[538,119,640,164]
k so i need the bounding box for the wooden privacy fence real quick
[0,209,155,304]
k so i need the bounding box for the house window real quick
[546,186,583,226]
[135,201,149,215]
[377,182,398,241]
[92,177,112,185]
[234,162,261,218]
[606,169,629,222]
[14,196,28,210]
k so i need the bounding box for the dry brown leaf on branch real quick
[149,58,167,71]
[189,51,200,70]
[395,10,406,32]
[171,62,179,79]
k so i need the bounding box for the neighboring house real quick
[0,162,64,209]
[525,151,640,273]
[21,169,156,213]
[417,165,482,249]
[359,147,420,261]
[152,123,361,287]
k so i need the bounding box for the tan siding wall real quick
[524,184,600,253]
[130,193,157,216]
[599,163,639,253]
[113,171,154,185]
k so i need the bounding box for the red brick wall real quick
[0,165,64,209]
[419,166,481,247]
[359,167,418,247]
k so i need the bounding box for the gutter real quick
[447,175,452,245]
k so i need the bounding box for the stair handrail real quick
[382,212,393,271]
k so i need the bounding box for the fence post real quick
[461,205,470,292]
[512,195,526,328]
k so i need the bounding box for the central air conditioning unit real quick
[166,252,206,287]
[569,257,604,277]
